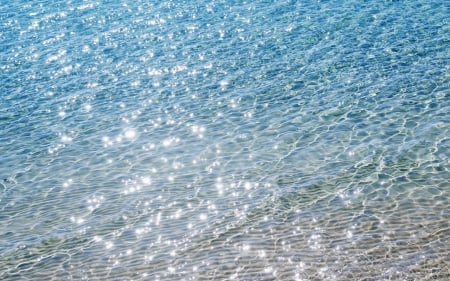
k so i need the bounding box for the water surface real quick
[1,0,449,280]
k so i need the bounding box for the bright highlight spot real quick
[124,128,137,139]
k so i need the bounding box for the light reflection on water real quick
[1,0,450,280]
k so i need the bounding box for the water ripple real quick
[1,0,449,280]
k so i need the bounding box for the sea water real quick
[1,0,449,280]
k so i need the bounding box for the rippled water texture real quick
[1,0,449,280]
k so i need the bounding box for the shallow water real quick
[1,0,449,280]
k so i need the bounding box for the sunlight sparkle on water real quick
[141,176,151,185]
[61,135,72,143]
[1,1,449,280]
[124,128,137,139]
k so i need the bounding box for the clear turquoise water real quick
[1,0,449,280]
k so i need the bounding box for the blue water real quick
[1,0,449,280]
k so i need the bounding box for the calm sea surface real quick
[1,0,449,280]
